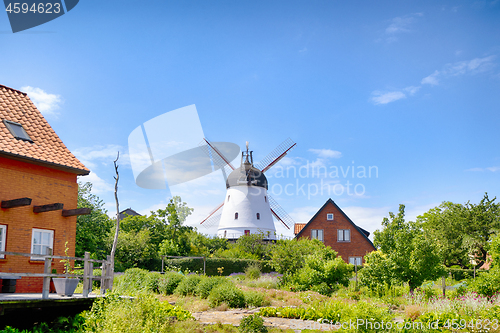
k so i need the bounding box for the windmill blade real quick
[200,211,222,229]
[268,194,294,230]
[201,138,236,171]
[255,138,296,173]
[200,201,224,227]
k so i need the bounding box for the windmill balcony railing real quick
[216,233,294,240]
[0,250,113,299]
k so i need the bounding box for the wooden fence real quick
[0,250,113,299]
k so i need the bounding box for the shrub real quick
[113,268,149,295]
[175,274,203,296]
[208,283,245,308]
[196,276,227,299]
[84,292,192,332]
[239,314,268,333]
[159,272,185,295]
[244,290,265,308]
[245,263,261,280]
[144,272,162,293]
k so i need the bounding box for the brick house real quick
[295,198,376,265]
[0,84,89,293]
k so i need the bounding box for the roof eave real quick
[0,151,90,176]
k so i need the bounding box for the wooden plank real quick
[0,251,107,263]
[62,207,91,217]
[1,197,32,209]
[33,203,63,213]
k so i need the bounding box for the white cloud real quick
[73,145,126,169]
[289,206,319,223]
[422,56,497,86]
[342,206,391,236]
[466,166,500,172]
[371,91,406,105]
[404,86,421,95]
[383,13,423,42]
[308,149,342,159]
[21,86,62,117]
[421,70,440,85]
[79,171,114,194]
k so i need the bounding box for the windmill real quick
[199,138,296,240]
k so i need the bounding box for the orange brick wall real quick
[0,156,78,293]
[297,201,376,263]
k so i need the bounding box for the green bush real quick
[196,276,227,298]
[144,272,162,293]
[113,268,149,295]
[244,290,265,308]
[83,292,192,332]
[208,283,245,308]
[239,314,268,333]
[159,272,185,295]
[245,263,261,280]
[174,274,203,296]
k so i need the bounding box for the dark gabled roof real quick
[295,198,376,249]
[0,84,89,175]
[118,208,142,220]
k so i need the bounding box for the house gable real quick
[295,198,376,263]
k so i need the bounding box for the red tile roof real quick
[294,223,306,235]
[0,84,89,175]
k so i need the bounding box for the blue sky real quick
[1,1,499,238]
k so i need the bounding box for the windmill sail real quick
[200,201,224,227]
[255,138,296,173]
[268,194,294,229]
[199,138,236,182]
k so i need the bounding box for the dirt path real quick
[193,309,339,332]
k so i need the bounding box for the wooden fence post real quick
[83,252,90,298]
[442,275,446,297]
[42,248,52,299]
[100,260,107,295]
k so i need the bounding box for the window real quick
[234,212,238,219]
[256,213,260,220]
[244,230,250,236]
[327,213,334,220]
[337,229,350,242]
[227,195,230,202]
[0,225,6,259]
[349,257,362,266]
[264,196,267,203]
[3,120,33,142]
[311,229,324,242]
[31,228,54,259]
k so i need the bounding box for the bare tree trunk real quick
[109,152,120,290]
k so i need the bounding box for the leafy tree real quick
[419,193,500,269]
[463,193,500,268]
[76,182,113,259]
[373,204,444,293]
[418,202,469,268]
[268,238,325,275]
[359,251,395,293]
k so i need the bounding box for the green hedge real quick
[445,267,488,280]
[164,258,273,276]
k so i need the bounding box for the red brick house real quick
[0,84,89,293]
[295,198,376,265]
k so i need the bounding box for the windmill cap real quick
[226,166,268,189]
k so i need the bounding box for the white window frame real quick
[31,228,54,260]
[0,225,6,259]
[349,257,362,266]
[337,229,350,242]
[311,229,324,242]
[327,213,334,221]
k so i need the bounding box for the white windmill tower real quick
[199,138,296,240]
